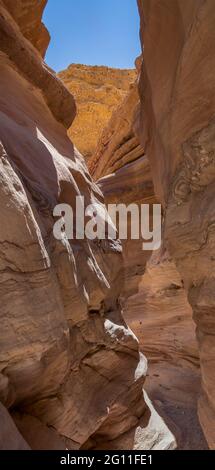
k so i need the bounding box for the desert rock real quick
[3,0,50,57]
[138,0,215,448]
[93,47,206,449]
[59,64,136,162]
[0,0,175,451]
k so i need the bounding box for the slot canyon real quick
[0,0,214,451]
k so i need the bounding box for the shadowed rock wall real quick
[138,0,215,448]
[0,0,175,450]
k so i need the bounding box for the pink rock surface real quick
[138,0,215,448]
[0,0,175,451]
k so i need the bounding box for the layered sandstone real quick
[138,0,215,448]
[94,49,206,448]
[124,249,208,449]
[3,0,50,57]
[0,0,175,451]
[59,64,136,162]
[94,71,153,298]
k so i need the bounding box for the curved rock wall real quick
[0,0,176,450]
[138,0,215,448]
[89,79,143,179]
[92,43,206,448]
[3,0,50,57]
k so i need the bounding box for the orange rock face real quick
[59,64,136,162]
[90,81,143,179]
[138,0,215,448]
[3,0,50,57]
[0,1,76,128]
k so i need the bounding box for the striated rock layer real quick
[94,49,206,448]
[94,71,154,299]
[0,0,175,450]
[89,82,142,179]
[124,249,207,449]
[59,64,136,162]
[138,0,215,448]
[90,60,150,299]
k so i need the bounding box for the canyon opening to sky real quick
[42,0,209,451]
[0,0,214,456]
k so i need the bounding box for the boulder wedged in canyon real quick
[138,0,215,448]
[0,0,176,451]
[59,64,136,163]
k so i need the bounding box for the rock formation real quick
[59,64,136,162]
[3,0,50,57]
[2,0,212,451]
[137,0,215,449]
[124,249,208,449]
[93,49,207,449]
[0,0,175,450]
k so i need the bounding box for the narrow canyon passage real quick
[0,0,173,451]
[137,0,215,449]
[57,28,208,449]
[85,70,207,448]
[0,0,214,452]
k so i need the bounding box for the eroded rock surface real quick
[90,80,142,179]
[59,64,136,162]
[90,62,152,298]
[94,50,206,448]
[3,0,50,57]
[0,403,30,450]
[124,249,208,449]
[138,0,215,448]
[0,0,175,451]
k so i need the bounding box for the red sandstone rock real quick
[89,81,142,179]
[138,0,215,448]
[0,0,175,451]
[0,1,75,128]
[3,0,50,56]
[93,41,205,448]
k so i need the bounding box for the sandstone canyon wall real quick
[138,0,215,448]
[92,76,154,299]
[3,0,50,57]
[91,58,206,448]
[59,64,136,162]
[0,0,175,450]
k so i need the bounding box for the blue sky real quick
[43,0,141,72]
